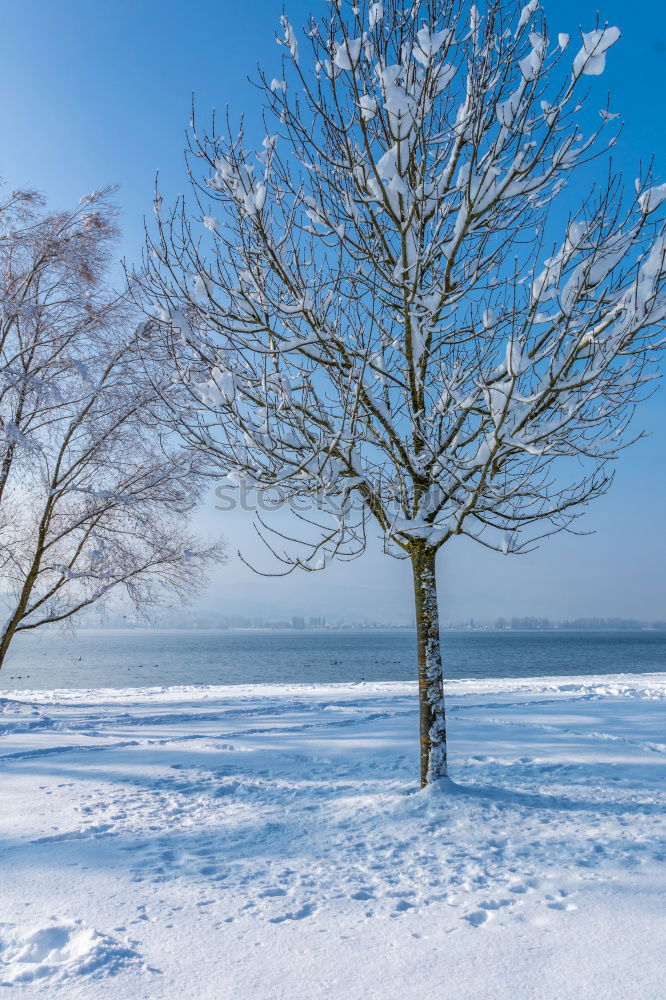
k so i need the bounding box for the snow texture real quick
[1,675,664,999]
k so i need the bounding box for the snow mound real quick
[0,697,41,718]
[0,697,55,739]
[0,922,143,986]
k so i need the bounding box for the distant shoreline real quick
[54,625,666,635]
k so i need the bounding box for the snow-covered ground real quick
[1,675,664,999]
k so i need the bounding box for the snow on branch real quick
[141,0,665,569]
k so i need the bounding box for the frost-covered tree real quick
[141,0,666,785]
[0,186,225,669]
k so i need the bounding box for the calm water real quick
[0,629,665,691]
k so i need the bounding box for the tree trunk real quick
[0,602,28,672]
[0,626,14,672]
[412,544,447,787]
[0,553,46,672]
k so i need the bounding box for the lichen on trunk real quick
[411,544,447,787]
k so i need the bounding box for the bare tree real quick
[0,185,225,670]
[140,0,666,785]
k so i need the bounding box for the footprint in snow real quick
[268,902,316,923]
[350,889,374,901]
[544,890,577,911]
[464,898,513,927]
[477,898,513,911]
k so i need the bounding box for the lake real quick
[1,628,665,691]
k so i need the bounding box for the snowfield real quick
[1,675,665,999]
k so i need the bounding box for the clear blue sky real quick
[2,0,665,622]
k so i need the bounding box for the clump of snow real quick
[358,94,378,120]
[638,181,666,214]
[280,16,299,64]
[573,26,621,77]
[412,26,451,66]
[368,3,383,28]
[334,37,363,71]
[516,1,538,35]
[0,922,143,986]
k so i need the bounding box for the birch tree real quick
[0,186,224,669]
[141,0,666,785]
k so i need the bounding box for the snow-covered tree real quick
[0,186,225,669]
[141,0,666,785]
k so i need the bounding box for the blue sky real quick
[2,0,665,622]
